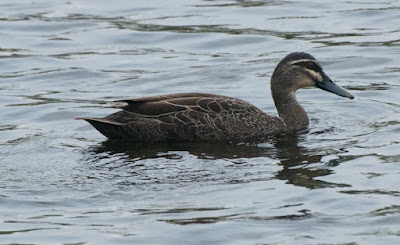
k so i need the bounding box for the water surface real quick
[1,0,400,244]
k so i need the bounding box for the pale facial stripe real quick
[288,59,321,68]
[306,69,323,82]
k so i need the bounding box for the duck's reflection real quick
[272,133,338,189]
[86,134,343,189]
[90,139,276,160]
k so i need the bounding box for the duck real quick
[77,52,354,143]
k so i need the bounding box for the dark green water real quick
[1,0,399,244]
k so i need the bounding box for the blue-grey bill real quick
[315,73,354,99]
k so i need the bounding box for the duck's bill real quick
[315,73,354,99]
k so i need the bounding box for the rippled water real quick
[1,0,400,244]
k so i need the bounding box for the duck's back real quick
[80,93,286,142]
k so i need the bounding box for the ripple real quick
[0,227,60,235]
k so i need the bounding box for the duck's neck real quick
[273,90,309,131]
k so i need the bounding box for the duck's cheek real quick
[295,76,315,89]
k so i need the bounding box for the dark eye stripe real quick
[295,61,322,72]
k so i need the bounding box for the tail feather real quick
[76,117,128,139]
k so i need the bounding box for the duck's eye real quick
[297,61,322,73]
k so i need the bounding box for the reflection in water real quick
[272,134,351,189]
[84,133,348,189]
[89,139,275,160]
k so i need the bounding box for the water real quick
[1,0,399,244]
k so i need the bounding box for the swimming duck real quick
[78,52,354,142]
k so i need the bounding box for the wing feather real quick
[115,93,237,116]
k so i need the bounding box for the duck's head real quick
[271,52,354,99]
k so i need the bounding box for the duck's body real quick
[82,93,286,142]
[78,52,354,143]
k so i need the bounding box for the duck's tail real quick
[76,117,127,139]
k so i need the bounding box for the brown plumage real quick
[77,52,354,143]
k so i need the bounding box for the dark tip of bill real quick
[345,90,355,100]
